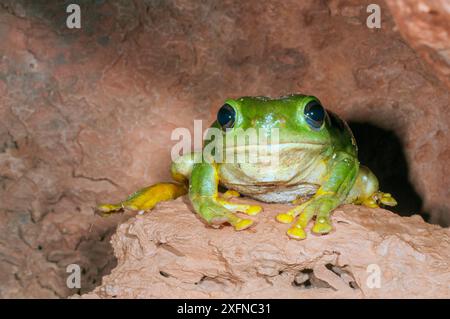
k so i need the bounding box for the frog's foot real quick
[97,183,187,216]
[224,213,255,230]
[193,196,258,231]
[222,189,241,199]
[362,191,397,208]
[216,196,263,216]
[276,194,338,240]
[97,203,123,215]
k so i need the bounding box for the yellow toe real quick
[380,193,397,206]
[312,217,332,234]
[233,218,254,231]
[362,198,379,208]
[246,205,262,216]
[276,213,294,224]
[97,204,110,212]
[223,190,240,199]
[287,226,306,240]
[97,204,120,212]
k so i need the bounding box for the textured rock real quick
[83,198,450,299]
[386,0,450,89]
[0,0,449,298]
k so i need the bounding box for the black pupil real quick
[217,104,236,129]
[304,101,325,129]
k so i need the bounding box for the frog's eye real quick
[304,100,325,130]
[217,103,236,130]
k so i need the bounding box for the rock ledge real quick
[83,197,450,298]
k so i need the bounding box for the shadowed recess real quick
[348,122,427,222]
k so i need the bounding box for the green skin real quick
[99,94,396,240]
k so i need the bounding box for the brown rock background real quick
[0,0,448,298]
[386,0,450,89]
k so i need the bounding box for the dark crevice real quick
[195,275,207,285]
[325,263,360,290]
[292,268,335,290]
[292,264,361,292]
[348,122,427,222]
[194,275,226,288]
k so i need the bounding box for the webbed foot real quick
[362,191,397,208]
[217,196,263,216]
[192,192,263,231]
[276,193,339,240]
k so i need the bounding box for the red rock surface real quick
[386,0,450,89]
[82,198,450,299]
[0,0,449,298]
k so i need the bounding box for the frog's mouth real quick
[218,142,327,165]
[223,142,326,153]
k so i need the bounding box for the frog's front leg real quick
[276,152,358,240]
[97,182,187,214]
[189,162,262,230]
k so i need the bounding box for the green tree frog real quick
[98,94,396,240]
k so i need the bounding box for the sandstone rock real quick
[386,0,450,89]
[83,198,450,298]
[1,0,449,298]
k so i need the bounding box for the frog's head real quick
[207,94,337,165]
